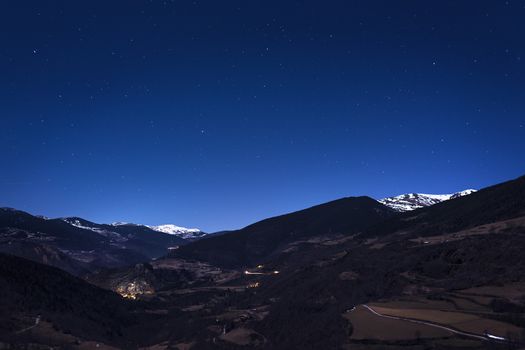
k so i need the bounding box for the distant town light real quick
[248,282,260,288]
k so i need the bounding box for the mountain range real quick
[0,210,205,275]
[1,174,524,349]
[0,188,480,275]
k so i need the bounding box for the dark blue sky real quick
[1,1,524,231]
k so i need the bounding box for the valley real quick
[1,175,525,349]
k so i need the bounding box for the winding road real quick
[361,305,493,341]
[15,315,40,335]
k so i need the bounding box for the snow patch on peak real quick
[62,218,127,242]
[150,224,200,234]
[450,189,477,199]
[109,221,206,240]
[379,189,477,212]
[147,224,204,240]
[110,222,141,227]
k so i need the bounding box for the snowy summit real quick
[379,189,477,212]
[110,222,205,240]
[147,224,205,240]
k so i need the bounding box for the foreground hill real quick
[0,253,136,348]
[0,253,229,349]
[173,196,395,268]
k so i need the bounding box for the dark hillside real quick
[366,174,525,238]
[0,209,188,274]
[174,196,395,267]
[0,208,110,250]
[0,253,137,347]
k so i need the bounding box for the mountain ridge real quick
[173,196,396,268]
[0,209,188,274]
[379,189,477,211]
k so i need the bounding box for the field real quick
[344,306,451,341]
[345,283,525,349]
[460,284,525,301]
[369,305,521,337]
[219,328,265,346]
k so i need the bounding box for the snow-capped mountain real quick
[110,222,205,240]
[379,189,477,212]
[449,189,478,199]
[110,222,142,227]
[62,217,127,241]
[61,217,203,244]
[0,209,191,275]
[147,224,205,240]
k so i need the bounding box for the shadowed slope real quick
[366,174,525,238]
[174,196,395,268]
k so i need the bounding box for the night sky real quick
[1,1,524,232]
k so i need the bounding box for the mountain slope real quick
[235,175,525,349]
[137,173,525,349]
[0,240,89,276]
[174,196,396,268]
[0,253,136,347]
[368,174,525,238]
[62,217,188,252]
[0,209,188,274]
[379,189,476,211]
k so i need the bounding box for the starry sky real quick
[1,1,524,232]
